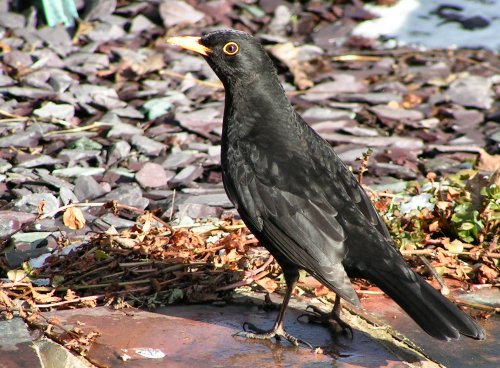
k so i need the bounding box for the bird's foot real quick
[298,305,353,339]
[234,322,314,348]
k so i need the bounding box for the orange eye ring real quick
[223,42,239,56]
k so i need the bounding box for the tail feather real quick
[368,269,485,341]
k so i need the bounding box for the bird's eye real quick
[223,42,239,56]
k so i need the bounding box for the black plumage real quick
[168,30,485,344]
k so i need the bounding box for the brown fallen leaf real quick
[477,149,500,172]
[255,277,278,293]
[314,284,329,297]
[37,200,45,216]
[63,207,86,230]
[31,289,61,304]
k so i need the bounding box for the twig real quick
[43,121,113,136]
[35,295,102,308]
[56,279,153,292]
[0,109,72,127]
[216,255,275,291]
[357,148,373,185]
[418,255,450,295]
[38,202,106,220]
[169,189,176,221]
[455,300,500,313]
[215,270,270,291]
[401,249,500,258]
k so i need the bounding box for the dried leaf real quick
[477,150,500,172]
[37,200,45,216]
[255,277,278,293]
[314,284,329,297]
[444,239,464,253]
[31,289,61,304]
[7,269,27,283]
[428,220,440,232]
[63,207,86,230]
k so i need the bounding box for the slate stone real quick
[93,213,136,230]
[3,50,32,69]
[48,71,75,93]
[107,123,144,138]
[373,162,418,179]
[320,132,424,151]
[71,84,126,110]
[301,106,353,122]
[130,14,156,33]
[31,49,66,69]
[0,74,15,87]
[100,183,149,210]
[58,149,101,163]
[17,154,61,168]
[14,193,60,215]
[310,120,354,134]
[59,187,79,205]
[36,25,74,56]
[370,105,424,121]
[65,52,110,74]
[175,108,222,139]
[447,106,484,132]
[168,165,204,188]
[21,69,53,90]
[160,0,205,27]
[74,175,109,201]
[135,162,171,188]
[336,92,402,105]
[0,158,13,173]
[25,122,59,136]
[177,203,224,219]
[112,106,145,119]
[53,167,105,178]
[0,211,37,238]
[87,23,126,42]
[0,131,40,148]
[161,151,199,170]
[447,75,493,110]
[302,75,368,101]
[82,0,117,21]
[36,169,74,190]
[268,5,292,36]
[183,193,233,208]
[0,87,56,99]
[0,12,25,28]
[107,140,131,165]
[70,137,103,151]
[337,147,376,163]
[206,145,222,166]
[131,135,165,156]
[341,126,380,137]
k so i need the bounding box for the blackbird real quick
[167,30,485,345]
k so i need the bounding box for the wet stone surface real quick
[361,292,499,368]
[46,302,421,368]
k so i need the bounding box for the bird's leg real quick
[299,295,353,338]
[235,270,313,348]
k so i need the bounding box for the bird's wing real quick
[225,134,361,305]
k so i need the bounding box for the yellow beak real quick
[167,36,211,56]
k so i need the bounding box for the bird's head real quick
[168,30,275,89]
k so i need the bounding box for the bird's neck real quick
[222,75,292,141]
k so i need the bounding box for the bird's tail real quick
[367,268,485,340]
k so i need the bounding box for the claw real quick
[234,321,314,349]
[298,304,354,340]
